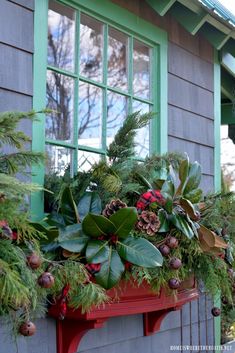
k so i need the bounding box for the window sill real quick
[48,277,198,353]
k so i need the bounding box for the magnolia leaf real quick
[58,223,88,252]
[46,212,66,228]
[158,209,170,232]
[198,225,228,249]
[179,198,198,220]
[161,180,175,200]
[60,186,79,224]
[176,156,189,196]
[184,162,201,194]
[184,189,203,204]
[169,214,194,239]
[95,248,124,289]
[109,207,138,239]
[82,213,116,237]
[117,236,163,268]
[77,192,102,221]
[86,240,110,263]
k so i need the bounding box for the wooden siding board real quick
[168,136,214,175]
[0,43,33,95]
[7,0,34,10]
[168,106,214,147]
[79,315,143,351]
[0,89,32,111]
[168,74,214,119]
[168,42,213,91]
[0,0,33,52]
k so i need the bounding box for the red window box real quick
[48,277,198,353]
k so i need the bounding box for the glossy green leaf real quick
[82,213,116,237]
[169,213,194,239]
[109,207,138,238]
[95,248,124,289]
[176,156,189,196]
[46,212,66,228]
[161,180,175,200]
[60,186,79,225]
[58,223,88,252]
[184,162,201,194]
[179,156,189,184]
[77,192,102,220]
[86,240,109,263]
[117,237,163,267]
[184,189,203,204]
[59,237,88,252]
[158,209,170,232]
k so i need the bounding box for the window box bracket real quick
[49,278,199,353]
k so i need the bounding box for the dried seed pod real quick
[211,307,221,317]
[168,278,181,289]
[169,257,182,270]
[27,253,42,270]
[19,321,36,336]
[165,236,179,249]
[159,244,170,257]
[38,272,55,288]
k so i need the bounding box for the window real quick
[32,0,167,217]
[45,0,157,175]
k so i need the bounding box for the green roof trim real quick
[198,0,235,27]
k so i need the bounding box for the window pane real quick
[107,92,127,145]
[132,101,150,158]
[78,82,102,148]
[78,150,101,172]
[48,0,75,71]
[46,70,74,142]
[108,28,128,91]
[80,14,103,82]
[46,144,72,175]
[133,40,151,99]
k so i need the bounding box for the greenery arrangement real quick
[1,110,235,340]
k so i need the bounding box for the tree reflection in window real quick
[46,1,154,175]
[46,71,74,142]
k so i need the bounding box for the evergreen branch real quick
[107,111,154,162]
[0,151,44,175]
[0,173,42,200]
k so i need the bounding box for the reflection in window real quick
[46,144,72,175]
[48,0,75,71]
[78,82,102,148]
[80,14,103,82]
[107,92,127,145]
[78,150,101,172]
[46,71,74,142]
[133,40,151,99]
[108,28,128,90]
[133,101,150,158]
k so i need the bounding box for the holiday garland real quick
[0,111,235,340]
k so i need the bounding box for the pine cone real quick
[102,199,127,217]
[136,211,160,236]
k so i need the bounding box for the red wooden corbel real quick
[143,305,183,336]
[56,318,107,353]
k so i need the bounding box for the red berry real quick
[168,278,181,289]
[169,257,182,270]
[159,244,170,257]
[38,272,55,288]
[85,263,101,275]
[165,237,178,249]
[27,253,42,270]
[211,307,221,317]
[19,321,36,336]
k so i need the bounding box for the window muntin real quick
[46,0,155,174]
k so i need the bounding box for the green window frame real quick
[32,0,168,219]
